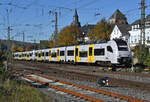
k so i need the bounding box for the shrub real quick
[0,80,53,102]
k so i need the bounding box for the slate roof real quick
[131,14,150,25]
[109,9,127,20]
[131,19,141,25]
[117,24,131,35]
[81,24,95,34]
[146,14,150,21]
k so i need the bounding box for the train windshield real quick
[118,46,128,51]
[114,39,128,51]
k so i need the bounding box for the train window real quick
[42,52,44,56]
[118,47,128,51]
[94,49,105,56]
[114,39,127,46]
[30,53,32,56]
[79,51,87,57]
[57,49,60,56]
[52,52,56,57]
[35,53,37,56]
[38,53,41,57]
[67,50,74,56]
[89,47,93,56]
[49,51,51,56]
[46,52,49,56]
[107,46,113,53]
[75,48,78,56]
[60,51,65,56]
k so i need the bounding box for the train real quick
[13,39,132,69]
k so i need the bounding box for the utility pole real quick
[6,8,13,63]
[139,0,146,64]
[22,31,25,43]
[7,26,12,63]
[54,12,58,41]
[49,10,58,44]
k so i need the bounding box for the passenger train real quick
[13,39,132,68]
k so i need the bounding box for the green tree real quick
[144,54,150,67]
[0,52,5,67]
[57,25,81,46]
[134,46,149,63]
[88,18,112,41]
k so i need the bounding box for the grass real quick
[0,67,55,102]
[129,82,139,87]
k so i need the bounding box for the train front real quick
[114,39,132,67]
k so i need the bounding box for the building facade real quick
[129,15,150,47]
[109,9,128,25]
[110,24,130,43]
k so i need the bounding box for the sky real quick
[0,0,150,43]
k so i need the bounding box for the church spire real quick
[74,8,79,22]
[71,8,81,27]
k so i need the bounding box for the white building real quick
[110,24,130,43]
[110,14,150,48]
[129,17,150,47]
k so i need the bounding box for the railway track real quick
[11,61,150,91]
[13,70,148,102]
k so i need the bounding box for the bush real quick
[0,79,53,102]
[144,54,150,67]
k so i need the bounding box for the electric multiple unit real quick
[13,39,132,67]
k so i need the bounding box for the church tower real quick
[109,9,128,25]
[71,9,81,28]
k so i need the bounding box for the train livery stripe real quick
[57,48,60,62]
[88,44,94,63]
[75,46,79,63]
[49,49,51,62]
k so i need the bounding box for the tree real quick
[57,25,81,46]
[0,52,5,67]
[25,45,33,51]
[40,40,49,49]
[88,18,112,41]
[17,47,24,52]
[11,45,17,52]
[144,54,150,67]
[49,40,55,48]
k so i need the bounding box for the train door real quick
[57,48,60,62]
[75,46,79,63]
[43,50,46,61]
[88,44,94,63]
[49,49,51,62]
[40,51,43,61]
[106,46,115,63]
